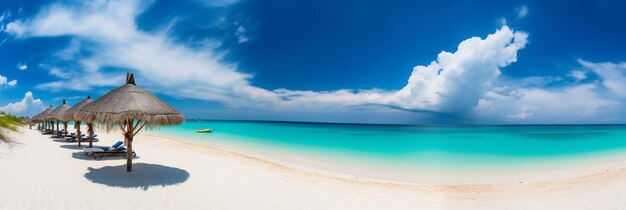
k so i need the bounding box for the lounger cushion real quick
[116,146,127,152]
[112,141,123,148]
[82,148,104,153]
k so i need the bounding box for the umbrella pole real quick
[63,122,68,136]
[56,121,59,135]
[88,123,94,148]
[76,121,82,147]
[126,119,134,172]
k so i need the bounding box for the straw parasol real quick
[44,100,70,135]
[63,96,93,147]
[47,100,71,136]
[33,105,53,130]
[77,73,184,171]
[31,106,49,122]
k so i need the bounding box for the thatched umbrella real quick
[63,96,93,147]
[77,73,184,172]
[48,100,71,137]
[31,107,46,129]
[33,106,53,130]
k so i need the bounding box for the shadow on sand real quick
[60,144,84,150]
[84,163,189,190]
[52,139,70,143]
[71,152,141,161]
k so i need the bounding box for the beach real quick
[2,126,626,209]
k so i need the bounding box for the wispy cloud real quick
[4,0,626,123]
[235,25,249,43]
[196,0,240,7]
[52,95,87,101]
[497,17,507,26]
[569,70,587,82]
[0,10,11,31]
[516,5,528,18]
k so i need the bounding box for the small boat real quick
[196,128,213,133]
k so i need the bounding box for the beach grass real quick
[0,112,26,145]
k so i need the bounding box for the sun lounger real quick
[68,134,99,142]
[81,134,98,141]
[51,129,67,138]
[65,133,78,142]
[83,141,123,154]
[82,141,135,160]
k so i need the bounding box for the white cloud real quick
[569,70,587,82]
[56,38,82,60]
[0,75,6,85]
[48,67,71,79]
[476,59,626,123]
[52,95,85,101]
[0,91,46,117]
[5,0,626,123]
[236,25,249,43]
[0,10,11,23]
[478,83,622,123]
[516,5,528,18]
[0,75,15,87]
[578,59,626,97]
[0,10,11,31]
[390,26,527,112]
[16,62,28,70]
[2,0,529,119]
[507,107,533,120]
[497,18,507,26]
[197,0,240,7]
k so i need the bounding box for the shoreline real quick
[146,130,626,186]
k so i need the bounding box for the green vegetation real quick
[0,112,26,144]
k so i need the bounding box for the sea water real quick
[153,121,626,183]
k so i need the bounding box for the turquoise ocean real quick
[153,121,626,183]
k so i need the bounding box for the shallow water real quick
[153,121,626,182]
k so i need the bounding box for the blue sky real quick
[1,0,626,124]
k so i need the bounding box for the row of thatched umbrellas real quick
[30,73,185,172]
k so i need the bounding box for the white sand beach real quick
[2,126,626,210]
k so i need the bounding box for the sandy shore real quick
[2,126,626,209]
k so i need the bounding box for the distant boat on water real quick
[196,128,213,133]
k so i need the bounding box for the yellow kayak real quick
[196,128,213,133]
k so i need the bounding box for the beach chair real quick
[51,129,66,138]
[64,133,79,142]
[42,129,55,135]
[83,141,123,154]
[70,134,99,142]
[80,134,99,142]
[82,141,136,160]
